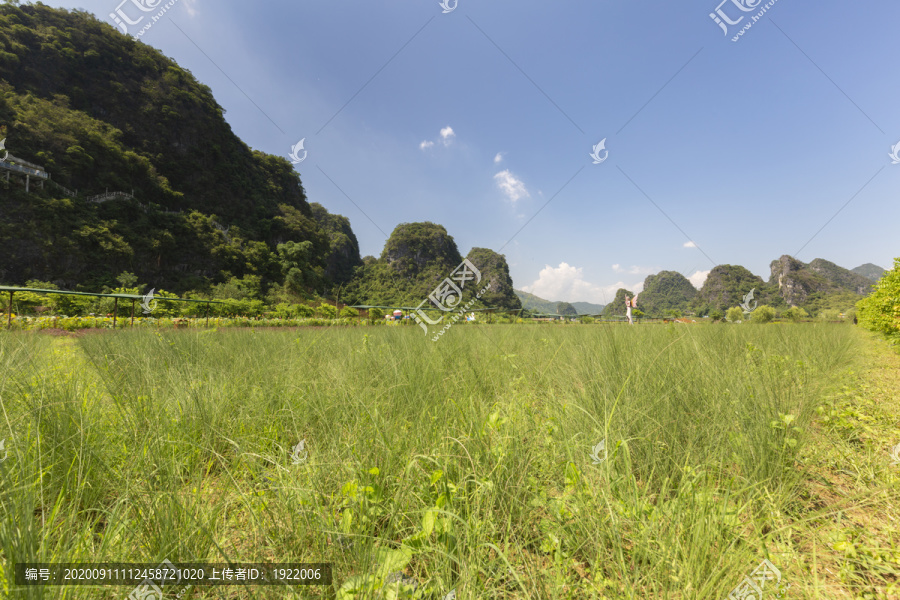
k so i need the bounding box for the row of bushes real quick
[2,315,373,332]
[710,305,856,323]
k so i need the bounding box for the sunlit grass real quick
[0,323,884,599]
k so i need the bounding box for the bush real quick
[781,307,808,322]
[582,316,595,324]
[725,307,744,323]
[297,305,314,318]
[317,303,337,319]
[709,309,724,322]
[751,305,776,323]
[340,306,358,319]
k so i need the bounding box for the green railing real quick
[0,285,227,329]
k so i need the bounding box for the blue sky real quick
[47,0,900,304]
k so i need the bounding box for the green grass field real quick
[1,324,898,599]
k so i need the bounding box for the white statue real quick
[625,294,638,325]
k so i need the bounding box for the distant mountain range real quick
[516,257,886,318]
[514,290,605,315]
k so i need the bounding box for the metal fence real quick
[0,285,227,329]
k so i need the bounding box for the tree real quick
[278,240,317,294]
[557,302,577,316]
[751,305,775,323]
[725,307,743,323]
[116,271,139,288]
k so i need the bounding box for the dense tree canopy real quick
[857,258,900,340]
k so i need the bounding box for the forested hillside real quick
[0,3,348,300]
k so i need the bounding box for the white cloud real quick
[521,263,641,305]
[683,241,697,248]
[183,0,198,16]
[689,269,710,289]
[612,264,656,276]
[494,170,529,203]
[494,152,504,164]
[420,126,455,150]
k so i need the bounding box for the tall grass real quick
[0,323,859,598]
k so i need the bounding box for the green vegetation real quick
[751,305,776,324]
[781,306,809,322]
[726,306,744,323]
[341,223,519,311]
[2,322,896,598]
[466,248,522,312]
[851,263,887,281]
[857,257,900,342]
[639,270,697,317]
[556,301,577,316]
[695,264,780,315]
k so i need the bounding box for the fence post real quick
[7,291,12,329]
[113,297,118,329]
[206,302,210,328]
[131,300,135,326]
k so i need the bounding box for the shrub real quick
[725,307,744,323]
[317,303,337,319]
[751,305,776,324]
[296,305,314,318]
[709,309,724,322]
[781,307,808,322]
[340,306,358,319]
